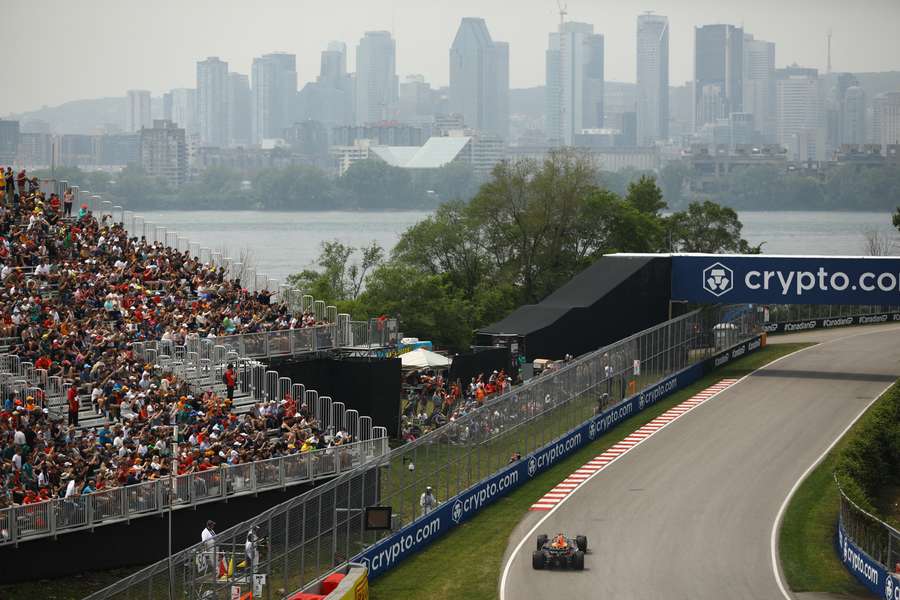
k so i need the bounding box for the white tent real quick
[400,348,452,370]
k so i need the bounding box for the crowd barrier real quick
[83,305,762,600]
[837,481,900,598]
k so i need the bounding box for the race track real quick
[500,324,900,600]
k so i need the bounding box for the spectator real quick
[67,383,80,426]
[63,188,73,217]
[223,364,236,402]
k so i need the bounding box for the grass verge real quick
[370,342,810,600]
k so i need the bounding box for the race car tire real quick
[573,550,585,571]
[536,534,548,550]
[532,551,545,570]
[575,535,588,552]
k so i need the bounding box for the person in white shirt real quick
[201,520,217,570]
[420,486,437,516]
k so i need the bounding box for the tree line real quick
[289,150,760,350]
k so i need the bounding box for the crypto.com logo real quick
[703,262,734,297]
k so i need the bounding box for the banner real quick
[765,312,900,334]
[671,255,900,305]
[836,518,900,598]
[352,336,763,579]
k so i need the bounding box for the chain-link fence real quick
[838,478,900,572]
[767,304,900,324]
[84,305,761,600]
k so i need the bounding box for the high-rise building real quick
[126,90,152,133]
[228,73,252,146]
[450,18,509,139]
[636,13,669,145]
[251,53,298,143]
[842,86,867,146]
[399,75,435,123]
[546,21,605,146]
[197,57,229,147]
[775,66,825,161]
[298,42,354,130]
[694,24,743,130]
[742,34,776,141]
[873,92,900,151]
[163,88,198,136]
[140,120,187,186]
[320,41,348,88]
[355,31,398,125]
[0,120,20,164]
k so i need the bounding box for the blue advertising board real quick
[670,255,900,305]
[837,518,900,598]
[352,336,763,579]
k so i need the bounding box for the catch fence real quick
[84,304,762,600]
[837,478,900,574]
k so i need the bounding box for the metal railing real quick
[767,304,900,325]
[0,435,388,548]
[837,478,900,573]
[84,305,762,600]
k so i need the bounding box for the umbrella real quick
[400,348,451,370]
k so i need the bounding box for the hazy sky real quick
[4,0,900,116]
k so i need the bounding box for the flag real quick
[228,558,234,577]
[218,557,226,578]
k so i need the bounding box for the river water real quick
[134,210,899,281]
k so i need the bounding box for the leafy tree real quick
[625,175,667,215]
[657,161,691,210]
[894,207,900,233]
[667,200,761,253]
[287,240,384,302]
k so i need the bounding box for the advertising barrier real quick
[671,255,900,305]
[764,311,900,334]
[837,518,900,598]
[352,336,764,580]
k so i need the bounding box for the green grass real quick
[370,342,810,600]
[779,452,867,595]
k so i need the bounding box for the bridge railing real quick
[82,304,762,600]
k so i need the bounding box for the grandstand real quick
[0,177,397,553]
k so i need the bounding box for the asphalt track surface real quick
[500,324,900,600]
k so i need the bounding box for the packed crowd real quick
[0,169,344,512]
[400,369,513,441]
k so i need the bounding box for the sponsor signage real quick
[836,519,900,598]
[671,255,900,305]
[352,336,763,580]
[765,312,900,334]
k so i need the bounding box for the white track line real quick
[500,327,899,600]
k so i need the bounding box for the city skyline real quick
[4,0,900,116]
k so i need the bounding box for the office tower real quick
[873,92,900,151]
[546,21,605,146]
[126,90,152,132]
[694,24,743,130]
[163,88,198,136]
[842,86,866,146]
[450,18,509,139]
[226,73,251,147]
[298,42,354,129]
[355,31,398,125]
[140,120,187,186]
[636,13,669,145]
[197,57,229,147]
[0,119,19,164]
[320,41,348,88]
[399,75,435,122]
[742,34,776,141]
[251,53,298,143]
[775,66,825,161]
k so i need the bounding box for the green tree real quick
[667,200,761,253]
[625,175,667,215]
[338,160,418,209]
[893,207,900,233]
[287,240,384,302]
[658,161,691,210]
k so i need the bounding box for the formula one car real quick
[532,533,587,570]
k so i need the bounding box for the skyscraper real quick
[197,57,229,147]
[126,90,152,132]
[228,73,252,147]
[776,66,825,161]
[636,13,669,145]
[450,18,509,139]
[742,34,776,141]
[319,41,348,88]
[873,92,900,151]
[842,86,867,146]
[546,21,605,146]
[355,31,398,125]
[694,24,743,130]
[163,88,198,136]
[251,53,298,143]
[140,120,187,186]
[298,42,354,128]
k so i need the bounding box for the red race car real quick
[532,533,587,570]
